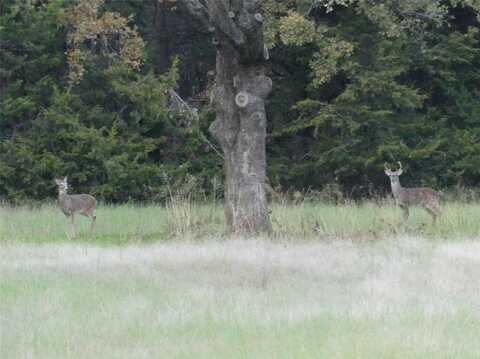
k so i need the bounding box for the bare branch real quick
[208,1,246,48]
[176,0,211,31]
[178,0,265,63]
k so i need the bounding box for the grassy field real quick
[1,202,480,358]
[1,201,480,243]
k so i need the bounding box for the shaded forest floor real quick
[1,238,480,358]
[1,201,480,243]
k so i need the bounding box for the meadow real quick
[1,201,480,358]
[2,200,480,242]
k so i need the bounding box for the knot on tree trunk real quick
[235,91,250,107]
[254,13,264,23]
[235,72,272,99]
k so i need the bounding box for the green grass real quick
[1,202,480,358]
[1,201,480,243]
[1,239,479,358]
[0,202,224,244]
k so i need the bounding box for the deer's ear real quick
[64,176,68,183]
[396,169,403,176]
[54,178,62,185]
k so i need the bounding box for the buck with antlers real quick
[384,162,442,224]
[54,176,97,239]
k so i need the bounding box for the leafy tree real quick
[266,0,480,195]
[1,0,480,208]
[0,0,220,203]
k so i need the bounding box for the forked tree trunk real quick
[179,0,272,234]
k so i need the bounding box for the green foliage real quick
[278,11,316,46]
[1,0,480,202]
[0,0,221,203]
[267,1,480,196]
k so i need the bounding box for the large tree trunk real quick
[211,47,272,233]
[179,0,272,234]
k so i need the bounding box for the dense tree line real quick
[1,0,480,204]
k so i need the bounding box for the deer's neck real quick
[58,191,68,202]
[390,179,403,198]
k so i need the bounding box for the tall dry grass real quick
[1,238,479,358]
[2,192,479,357]
[1,198,480,242]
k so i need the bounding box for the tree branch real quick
[208,1,245,48]
[176,0,211,31]
[177,0,265,63]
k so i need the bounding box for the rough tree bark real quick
[178,0,272,234]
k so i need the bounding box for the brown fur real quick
[385,163,442,224]
[55,177,96,239]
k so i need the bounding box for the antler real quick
[384,162,393,175]
[396,161,403,175]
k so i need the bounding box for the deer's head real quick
[384,162,403,185]
[54,176,68,194]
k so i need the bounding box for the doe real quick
[384,162,441,224]
[54,176,97,239]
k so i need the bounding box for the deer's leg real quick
[90,211,96,235]
[400,205,409,222]
[69,214,76,239]
[434,202,442,218]
[426,207,436,224]
[424,206,439,225]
